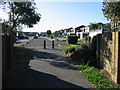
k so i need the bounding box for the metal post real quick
[44,40,46,49]
[52,40,54,49]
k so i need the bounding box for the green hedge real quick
[67,35,78,44]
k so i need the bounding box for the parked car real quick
[57,35,66,37]
[34,36,38,39]
[17,35,29,39]
[42,34,46,37]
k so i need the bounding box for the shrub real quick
[60,46,76,58]
[67,47,76,53]
[67,35,78,44]
[90,36,97,49]
[51,36,54,39]
[71,43,96,66]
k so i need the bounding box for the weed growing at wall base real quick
[76,65,117,89]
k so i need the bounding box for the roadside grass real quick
[60,46,73,52]
[55,37,67,41]
[26,46,39,49]
[70,44,80,47]
[76,65,117,89]
[47,36,67,41]
[15,40,21,43]
[60,42,87,51]
[60,43,84,52]
[78,39,82,42]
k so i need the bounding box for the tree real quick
[54,31,60,36]
[2,21,12,34]
[1,1,41,32]
[0,1,41,45]
[88,22,104,31]
[102,0,120,30]
[47,30,52,36]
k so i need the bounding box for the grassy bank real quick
[76,65,117,89]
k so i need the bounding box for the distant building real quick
[75,26,89,39]
[65,28,75,36]
[89,29,102,38]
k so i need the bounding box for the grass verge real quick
[60,46,73,52]
[60,43,87,52]
[55,37,66,41]
[15,40,21,43]
[76,65,118,89]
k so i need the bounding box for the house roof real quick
[75,25,86,29]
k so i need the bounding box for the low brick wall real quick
[96,32,120,84]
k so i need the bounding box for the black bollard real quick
[44,40,46,49]
[52,40,54,49]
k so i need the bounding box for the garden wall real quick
[96,32,120,84]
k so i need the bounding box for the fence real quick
[96,32,120,84]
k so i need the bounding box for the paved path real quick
[12,37,94,89]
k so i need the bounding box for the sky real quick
[0,1,110,33]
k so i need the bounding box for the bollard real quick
[52,40,54,49]
[44,40,46,49]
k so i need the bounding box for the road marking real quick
[58,44,61,47]
[45,37,56,41]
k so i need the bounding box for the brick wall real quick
[96,32,120,84]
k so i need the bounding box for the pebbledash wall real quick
[96,32,120,84]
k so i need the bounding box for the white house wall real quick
[80,26,89,32]
[89,29,102,38]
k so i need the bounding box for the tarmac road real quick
[12,37,94,89]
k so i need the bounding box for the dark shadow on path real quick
[31,50,79,70]
[13,67,88,89]
[4,46,81,88]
